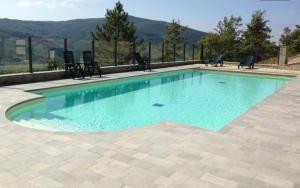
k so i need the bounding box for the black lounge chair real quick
[134,52,151,71]
[64,51,85,79]
[206,55,224,67]
[238,56,254,69]
[82,51,102,77]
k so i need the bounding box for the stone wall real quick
[0,61,199,86]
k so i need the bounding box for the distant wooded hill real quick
[0,16,206,44]
[0,16,207,74]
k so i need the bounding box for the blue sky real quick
[0,0,299,41]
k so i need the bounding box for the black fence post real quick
[173,44,176,62]
[192,44,195,61]
[162,41,164,63]
[92,39,95,62]
[64,37,68,51]
[200,43,204,61]
[277,48,280,65]
[132,40,136,65]
[28,36,33,73]
[183,43,186,62]
[114,39,117,66]
[148,42,152,64]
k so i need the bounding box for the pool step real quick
[16,119,61,131]
[16,118,79,132]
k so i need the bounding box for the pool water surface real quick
[8,69,291,132]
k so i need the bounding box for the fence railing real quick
[2,36,293,75]
[0,36,205,75]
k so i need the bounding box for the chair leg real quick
[83,66,88,77]
[96,65,102,77]
[67,67,75,79]
[81,69,85,79]
[77,64,85,79]
[84,65,92,77]
[85,66,89,77]
[88,66,93,77]
[66,68,75,79]
[98,68,102,77]
[70,68,75,79]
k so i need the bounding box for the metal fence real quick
[0,36,204,75]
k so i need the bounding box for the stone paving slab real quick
[0,64,299,188]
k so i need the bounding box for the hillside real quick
[0,16,206,44]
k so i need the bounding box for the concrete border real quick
[0,61,199,86]
[0,64,300,187]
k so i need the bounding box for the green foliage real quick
[93,1,136,65]
[164,19,186,61]
[93,1,136,42]
[201,16,242,60]
[280,25,300,55]
[136,38,148,57]
[216,16,242,60]
[200,10,276,62]
[95,40,114,66]
[0,60,29,74]
[280,27,292,46]
[241,10,274,61]
[46,58,58,70]
[165,19,186,44]
[200,33,221,59]
[117,41,133,65]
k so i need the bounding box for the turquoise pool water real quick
[8,70,291,132]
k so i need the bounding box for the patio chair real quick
[134,52,151,71]
[82,51,102,77]
[64,51,85,79]
[206,55,224,67]
[238,56,254,69]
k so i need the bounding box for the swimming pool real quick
[8,69,291,132]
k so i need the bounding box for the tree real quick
[200,33,221,58]
[200,15,242,60]
[291,26,300,53]
[93,1,136,42]
[164,19,186,61]
[280,25,300,55]
[280,27,292,46]
[216,16,242,60]
[241,10,273,61]
[93,1,136,65]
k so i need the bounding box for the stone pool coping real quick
[0,64,300,187]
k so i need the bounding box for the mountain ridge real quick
[0,15,206,44]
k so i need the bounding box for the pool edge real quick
[6,68,295,133]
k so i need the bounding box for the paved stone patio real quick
[0,64,300,188]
